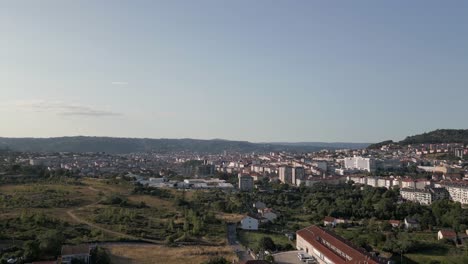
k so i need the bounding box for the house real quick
[296,225,387,264]
[240,215,260,230]
[61,244,91,264]
[388,220,401,228]
[404,218,420,230]
[253,201,266,210]
[335,218,348,224]
[438,230,457,242]
[323,216,336,227]
[258,208,278,222]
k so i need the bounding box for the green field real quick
[237,229,293,251]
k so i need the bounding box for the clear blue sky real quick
[1,1,467,143]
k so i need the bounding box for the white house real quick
[240,215,260,230]
[323,216,337,227]
[404,218,420,230]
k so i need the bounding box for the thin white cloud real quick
[0,99,123,117]
[111,81,128,85]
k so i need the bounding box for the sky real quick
[1,1,467,143]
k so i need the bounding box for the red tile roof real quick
[439,230,457,238]
[323,216,336,222]
[297,225,386,264]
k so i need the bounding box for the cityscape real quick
[2,1,468,264]
[1,131,468,264]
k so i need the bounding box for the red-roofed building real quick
[438,229,457,242]
[296,225,387,264]
[323,216,336,227]
[388,220,401,228]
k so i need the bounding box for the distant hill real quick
[367,140,394,149]
[0,136,368,154]
[368,129,468,149]
[400,129,468,145]
[267,142,370,149]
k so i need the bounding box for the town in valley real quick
[1,130,468,264]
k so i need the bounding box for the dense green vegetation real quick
[367,140,395,149]
[237,230,293,252]
[0,212,103,263]
[193,181,468,262]
[401,129,468,145]
[368,129,468,149]
[370,129,468,148]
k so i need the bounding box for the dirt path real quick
[66,186,161,244]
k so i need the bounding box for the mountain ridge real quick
[0,136,370,154]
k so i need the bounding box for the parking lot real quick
[272,250,304,264]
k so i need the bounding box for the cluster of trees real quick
[0,212,98,263]
[400,129,468,145]
[132,183,173,199]
[369,129,468,147]
[263,183,467,231]
[100,194,146,208]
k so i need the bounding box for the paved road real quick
[227,223,253,262]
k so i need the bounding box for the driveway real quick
[227,223,253,262]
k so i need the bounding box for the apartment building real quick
[440,181,468,204]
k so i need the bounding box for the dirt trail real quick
[66,186,161,244]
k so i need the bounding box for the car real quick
[297,253,305,260]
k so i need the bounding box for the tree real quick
[23,240,40,260]
[38,230,64,255]
[265,254,275,263]
[183,219,189,232]
[258,236,276,252]
[91,247,110,264]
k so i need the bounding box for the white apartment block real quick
[279,166,293,184]
[441,182,468,204]
[347,176,396,189]
[344,157,376,172]
[400,188,433,205]
[400,187,448,205]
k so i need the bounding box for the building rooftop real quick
[297,225,386,264]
